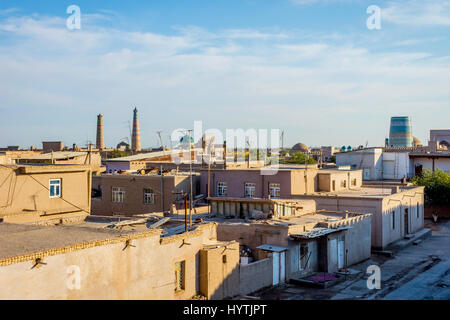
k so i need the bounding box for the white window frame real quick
[143,188,155,205]
[49,179,61,198]
[244,182,256,198]
[112,187,125,203]
[269,183,280,199]
[217,182,227,197]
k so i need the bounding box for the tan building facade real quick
[0,222,242,300]
[91,173,199,216]
[200,166,362,199]
[216,210,372,281]
[292,186,425,249]
[0,164,92,225]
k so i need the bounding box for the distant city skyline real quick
[0,0,449,149]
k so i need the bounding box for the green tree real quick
[411,169,450,206]
[330,155,336,163]
[108,150,130,159]
[285,152,316,164]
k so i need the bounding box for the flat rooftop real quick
[202,164,318,171]
[0,164,92,173]
[105,150,181,162]
[202,210,357,227]
[311,186,421,199]
[0,217,186,261]
[16,151,90,160]
[318,168,362,174]
[409,152,450,157]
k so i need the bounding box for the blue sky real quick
[0,0,449,149]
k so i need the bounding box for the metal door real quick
[338,237,345,269]
[272,253,279,286]
[363,169,371,180]
[383,160,395,179]
[329,239,338,270]
[280,252,286,283]
[404,209,409,235]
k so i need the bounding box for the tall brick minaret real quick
[96,114,105,150]
[131,107,141,152]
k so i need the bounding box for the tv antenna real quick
[156,131,165,151]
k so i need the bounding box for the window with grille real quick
[217,182,227,197]
[112,187,125,203]
[352,179,357,186]
[174,261,185,291]
[49,179,61,198]
[143,188,155,204]
[244,182,256,198]
[300,243,309,270]
[269,183,280,198]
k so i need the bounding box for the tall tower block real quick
[96,114,105,150]
[389,116,413,147]
[131,107,141,152]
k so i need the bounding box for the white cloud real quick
[0,8,20,15]
[383,0,450,26]
[0,14,449,148]
[290,0,319,5]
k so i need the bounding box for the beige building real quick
[16,151,103,174]
[0,150,42,165]
[91,173,200,216]
[209,197,317,219]
[42,141,63,152]
[212,200,372,282]
[0,220,242,300]
[0,164,92,225]
[203,164,424,249]
[200,165,362,198]
[292,185,425,249]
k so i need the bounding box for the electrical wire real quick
[0,163,90,215]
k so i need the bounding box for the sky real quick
[0,0,449,149]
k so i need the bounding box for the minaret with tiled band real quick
[96,114,105,150]
[131,107,141,152]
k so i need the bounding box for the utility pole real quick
[184,193,188,232]
[88,143,92,165]
[168,135,173,150]
[157,131,165,151]
[187,129,194,227]
[207,143,211,214]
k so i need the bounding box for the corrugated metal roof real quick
[256,244,288,252]
[17,152,88,160]
[105,150,178,162]
[290,226,350,240]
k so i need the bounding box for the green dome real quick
[180,135,194,143]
